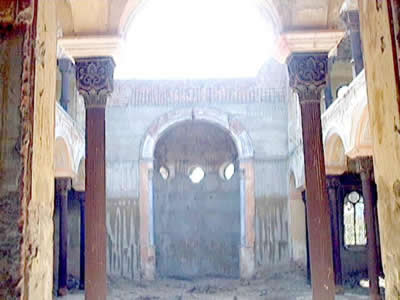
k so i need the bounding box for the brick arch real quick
[139,108,256,280]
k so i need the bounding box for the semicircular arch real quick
[140,108,255,161]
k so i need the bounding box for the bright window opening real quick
[116,0,275,79]
[344,191,367,248]
[159,166,169,180]
[224,163,235,180]
[189,167,205,184]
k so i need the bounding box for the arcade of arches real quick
[1,1,400,300]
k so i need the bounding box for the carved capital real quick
[75,57,115,108]
[287,53,328,103]
[355,156,374,177]
[55,178,72,194]
[58,58,75,75]
[326,176,341,190]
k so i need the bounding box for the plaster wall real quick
[27,1,57,298]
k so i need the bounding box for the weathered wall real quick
[359,1,400,297]
[0,32,24,299]
[106,59,290,279]
[0,1,56,298]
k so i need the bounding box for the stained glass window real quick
[344,191,367,247]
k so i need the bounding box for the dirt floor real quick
[56,266,372,300]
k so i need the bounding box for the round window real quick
[189,167,205,184]
[159,166,169,180]
[347,191,361,204]
[224,163,235,180]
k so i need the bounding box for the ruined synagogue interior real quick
[1,0,400,299]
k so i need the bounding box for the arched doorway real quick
[139,108,255,279]
[153,121,240,278]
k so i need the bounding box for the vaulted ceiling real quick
[56,0,346,37]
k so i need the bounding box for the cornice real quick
[274,30,345,63]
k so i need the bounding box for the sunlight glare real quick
[115,0,275,79]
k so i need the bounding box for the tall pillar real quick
[76,57,115,300]
[76,191,86,290]
[356,157,381,300]
[287,53,335,300]
[341,10,364,77]
[55,178,72,296]
[58,58,75,111]
[326,176,343,293]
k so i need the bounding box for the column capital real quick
[58,58,75,75]
[75,56,115,108]
[55,178,72,194]
[287,53,328,103]
[341,10,360,33]
[326,176,341,189]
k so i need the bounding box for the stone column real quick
[76,57,115,300]
[326,176,343,293]
[58,58,75,111]
[356,157,381,300]
[55,178,72,296]
[287,53,335,300]
[76,191,86,290]
[341,10,364,77]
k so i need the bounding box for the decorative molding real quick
[287,53,328,102]
[275,30,345,63]
[75,57,115,107]
[58,35,122,61]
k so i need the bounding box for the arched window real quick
[343,191,367,247]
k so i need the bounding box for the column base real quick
[240,246,255,279]
[141,245,156,280]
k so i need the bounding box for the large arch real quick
[138,108,256,279]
